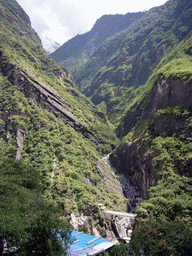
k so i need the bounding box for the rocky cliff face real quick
[110,77,192,199]
[1,61,79,128]
[110,140,156,200]
[117,77,192,137]
[148,79,192,116]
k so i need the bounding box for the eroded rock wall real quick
[111,78,192,199]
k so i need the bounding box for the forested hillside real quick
[0,0,127,253]
[110,29,192,255]
[52,0,192,255]
[53,0,192,127]
[51,12,144,76]
[1,0,192,255]
[108,0,192,254]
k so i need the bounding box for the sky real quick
[16,0,168,52]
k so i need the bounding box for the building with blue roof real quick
[58,230,119,256]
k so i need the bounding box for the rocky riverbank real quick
[102,154,143,213]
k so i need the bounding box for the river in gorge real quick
[102,154,143,213]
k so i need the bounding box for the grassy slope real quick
[0,0,126,224]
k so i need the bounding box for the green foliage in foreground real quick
[0,156,71,255]
[130,175,192,256]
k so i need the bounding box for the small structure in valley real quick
[63,230,119,256]
[98,204,137,243]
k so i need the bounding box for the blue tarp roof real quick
[58,230,118,256]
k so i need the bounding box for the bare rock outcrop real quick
[148,78,192,115]
[110,141,157,199]
[112,78,192,199]
[15,129,25,161]
[2,63,79,127]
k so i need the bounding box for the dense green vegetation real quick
[0,0,127,251]
[1,0,192,255]
[51,12,144,76]
[131,175,192,255]
[52,0,192,127]
[0,156,71,255]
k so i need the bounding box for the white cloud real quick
[31,5,70,44]
[16,0,168,52]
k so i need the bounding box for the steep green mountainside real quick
[0,0,41,45]
[112,35,192,196]
[108,3,192,254]
[51,12,144,76]
[51,0,192,254]
[67,0,192,126]
[1,0,192,254]
[0,0,127,237]
[116,33,192,138]
[110,35,192,255]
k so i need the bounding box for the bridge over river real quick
[102,209,137,219]
[98,204,137,243]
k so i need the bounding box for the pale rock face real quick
[115,217,133,238]
[156,43,167,61]
[15,130,25,161]
[92,227,101,237]
[70,212,87,231]
[150,79,192,115]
